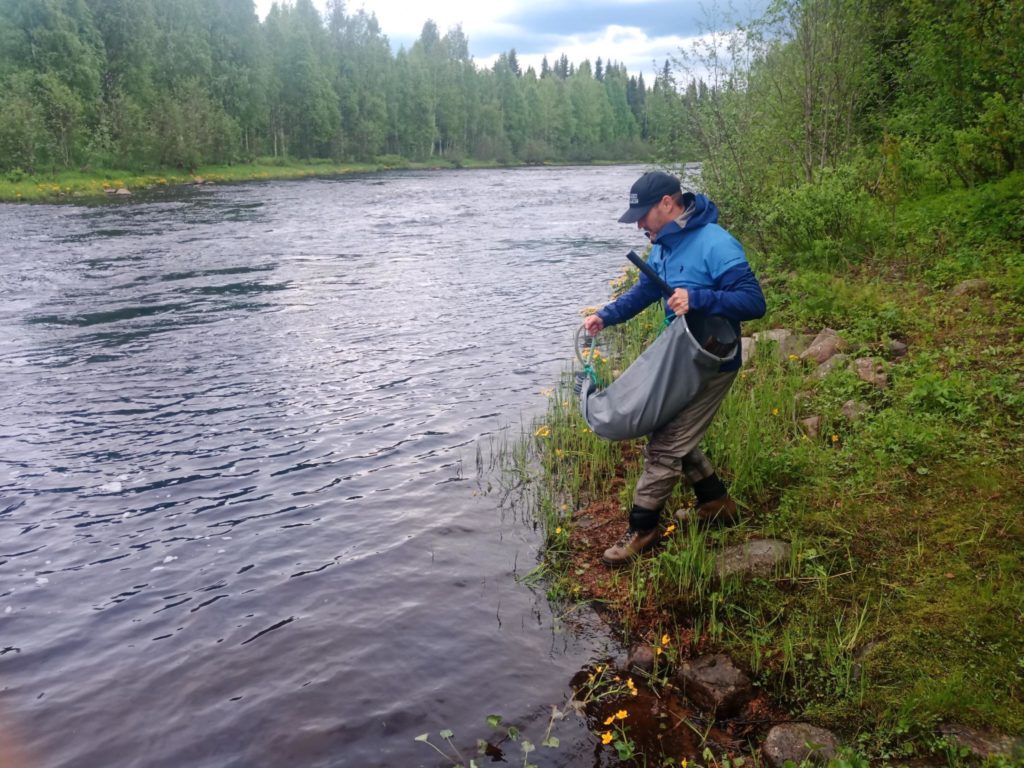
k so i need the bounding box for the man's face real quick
[637,196,675,240]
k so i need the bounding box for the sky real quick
[255,0,767,80]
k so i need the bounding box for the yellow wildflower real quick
[603,715,615,726]
[555,527,562,535]
[534,425,551,438]
[772,407,780,416]
[831,433,839,443]
[601,731,613,745]
[626,678,637,696]
[661,633,671,646]
[681,760,689,768]
[662,524,676,537]
[788,353,799,361]
[594,665,604,674]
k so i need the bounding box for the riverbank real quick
[0,157,638,203]
[518,172,1024,764]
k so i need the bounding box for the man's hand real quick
[667,287,689,315]
[583,314,604,336]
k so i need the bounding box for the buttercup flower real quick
[601,731,613,745]
[615,710,628,720]
[603,715,615,726]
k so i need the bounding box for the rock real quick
[716,539,792,580]
[741,336,756,365]
[762,723,840,768]
[888,339,908,358]
[192,176,206,185]
[938,724,1024,761]
[854,357,888,389]
[950,279,992,297]
[625,644,657,673]
[800,415,821,438]
[841,399,869,422]
[813,353,848,380]
[114,188,131,196]
[800,328,848,364]
[675,654,752,716]
[752,329,812,361]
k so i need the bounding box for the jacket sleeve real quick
[596,272,663,327]
[688,263,766,321]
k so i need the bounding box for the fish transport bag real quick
[578,314,737,441]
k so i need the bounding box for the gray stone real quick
[800,328,848,364]
[741,336,756,365]
[625,644,657,673]
[938,724,1024,761]
[888,339,908,358]
[813,353,849,379]
[951,279,992,297]
[841,399,869,422]
[763,723,840,768]
[800,415,822,438]
[675,653,752,716]
[716,539,792,580]
[752,329,812,361]
[854,357,888,389]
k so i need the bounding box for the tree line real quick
[0,0,682,173]
[651,0,1023,256]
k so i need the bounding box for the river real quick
[0,164,649,767]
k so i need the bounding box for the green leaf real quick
[414,733,429,742]
[439,729,454,739]
[485,714,503,728]
[542,736,560,748]
[507,726,520,740]
[521,740,535,754]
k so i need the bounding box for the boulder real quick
[938,724,1024,761]
[800,415,822,438]
[800,328,848,364]
[813,353,848,380]
[716,539,791,580]
[841,400,869,422]
[752,329,812,361]
[114,188,131,196]
[888,339,908,358]
[950,279,992,297]
[625,644,657,673]
[741,336,756,365]
[854,357,888,389]
[762,723,840,767]
[675,653,752,716]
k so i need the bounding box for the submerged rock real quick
[762,723,840,767]
[675,653,752,716]
[716,539,792,580]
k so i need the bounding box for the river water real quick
[0,165,651,767]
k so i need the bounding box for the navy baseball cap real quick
[618,171,682,223]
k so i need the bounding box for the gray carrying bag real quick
[578,314,737,441]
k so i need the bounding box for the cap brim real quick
[618,204,652,224]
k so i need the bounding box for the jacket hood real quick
[654,193,719,242]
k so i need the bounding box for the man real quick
[583,170,766,566]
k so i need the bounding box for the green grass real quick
[514,171,1024,763]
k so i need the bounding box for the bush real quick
[755,164,884,269]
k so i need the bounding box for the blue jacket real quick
[597,194,766,372]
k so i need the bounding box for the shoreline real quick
[0,157,645,204]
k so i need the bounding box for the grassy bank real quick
[0,156,638,203]
[519,172,1024,764]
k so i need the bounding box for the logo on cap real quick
[629,193,639,204]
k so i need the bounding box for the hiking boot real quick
[674,495,739,527]
[601,526,660,567]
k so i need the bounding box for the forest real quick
[0,0,681,173]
